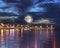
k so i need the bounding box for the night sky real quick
[0,0,60,48]
[0,0,60,25]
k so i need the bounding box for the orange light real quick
[35,41,38,48]
[46,25,48,38]
[50,25,54,36]
[53,39,56,48]
[1,29,4,37]
[34,29,38,48]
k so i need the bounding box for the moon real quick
[24,15,33,23]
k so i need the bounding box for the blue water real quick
[0,29,57,48]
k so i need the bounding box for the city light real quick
[0,0,58,48]
[0,23,55,48]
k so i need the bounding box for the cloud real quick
[31,18,54,24]
[0,0,20,15]
[5,7,20,15]
[0,0,8,7]
[0,7,20,15]
[27,6,46,12]
[0,0,60,16]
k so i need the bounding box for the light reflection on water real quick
[0,28,56,48]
